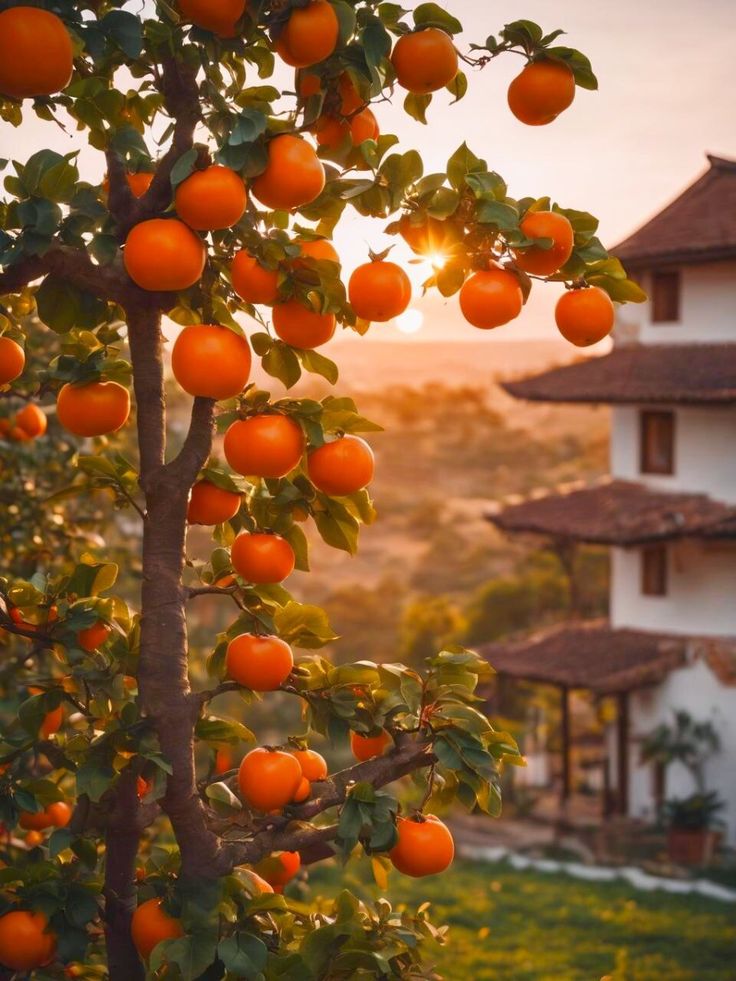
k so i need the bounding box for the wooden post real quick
[616,691,630,815]
[560,685,571,805]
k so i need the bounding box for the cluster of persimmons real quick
[0,0,604,971]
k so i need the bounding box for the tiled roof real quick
[502,344,736,405]
[486,480,736,546]
[479,621,688,693]
[613,155,736,268]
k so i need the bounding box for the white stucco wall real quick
[610,404,736,503]
[628,658,736,844]
[615,261,736,345]
[610,541,736,637]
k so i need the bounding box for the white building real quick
[483,155,736,843]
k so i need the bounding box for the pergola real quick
[479,621,688,814]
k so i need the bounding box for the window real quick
[640,410,675,475]
[641,545,668,596]
[651,271,680,322]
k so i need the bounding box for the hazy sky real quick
[2,0,735,342]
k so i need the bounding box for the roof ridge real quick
[707,153,736,172]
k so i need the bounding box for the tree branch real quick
[119,58,201,236]
[104,148,136,232]
[166,396,216,486]
[214,736,436,868]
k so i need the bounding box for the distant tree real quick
[399,594,466,664]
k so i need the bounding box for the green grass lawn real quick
[306,859,736,981]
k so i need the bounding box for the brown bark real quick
[103,770,146,981]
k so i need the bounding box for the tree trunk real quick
[103,771,145,981]
[126,304,226,880]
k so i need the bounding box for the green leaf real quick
[545,46,598,90]
[196,716,255,745]
[76,761,117,803]
[170,148,199,189]
[403,92,431,124]
[413,4,462,34]
[205,781,242,815]
[217,932,268,976]
[447,143,486,191]
[297,347,338,384]
[274,601,338,649]
[101,10,144,58]
[261,341,302,389]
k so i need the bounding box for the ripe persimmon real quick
[296,239,340,264]
[555,285,615,347]
[77,620,111,652]
[136,776,152,799]
[127,172,155,197]
[19,810,52,831]
[15,404,47,439]
[102,171,154,198]
[0,909,56,971]
[459,268,523,329]
[231,532,295,584]
[171,324,252,400]
[298,71,365,115]
[19,801,69,831]
[187,480,241,525]
[350,730,391,761]
[175,165,247,231]
[56,381,130,437]
[214,747,233,774]
[0,7,73,99]
[391,28,458,94]
[231,252,279,305]
[508,59,575,126]
[514,211,574,277]
[124,218,206,292]
[272,299,336,349]
[131,898,183,962]
[307,435,374,496]
[349,260,411,322]
[238,748,303,811]
[290,748,327,781]
[293,776,311,802]
[389,814,454,877]
[0,337,24,384]
[251,135,325,211]
[46,801,71,827]
[226,633,294,691]
[253,851,301,891]
[224,414,305,478]
[276,0,339,68]
[24,830,44,848]
[178,0,245,36]
[314,107,379,150]
[41,705,63,739]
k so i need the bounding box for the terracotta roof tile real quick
[613,155,736,268]
[486,480,736,545]
[502,344,736,405]
[479,621,688,693]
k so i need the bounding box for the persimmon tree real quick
[0,1,642,977]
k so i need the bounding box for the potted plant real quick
[640,710,723,864]
[662,792,725,864]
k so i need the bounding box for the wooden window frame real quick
[651,270,681,323]
[639,410,675,475]
[641,545,668,597]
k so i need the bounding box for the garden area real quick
[311,860,736,981]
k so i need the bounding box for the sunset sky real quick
[2,0,734,341]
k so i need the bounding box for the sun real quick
[394,309,424,335]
